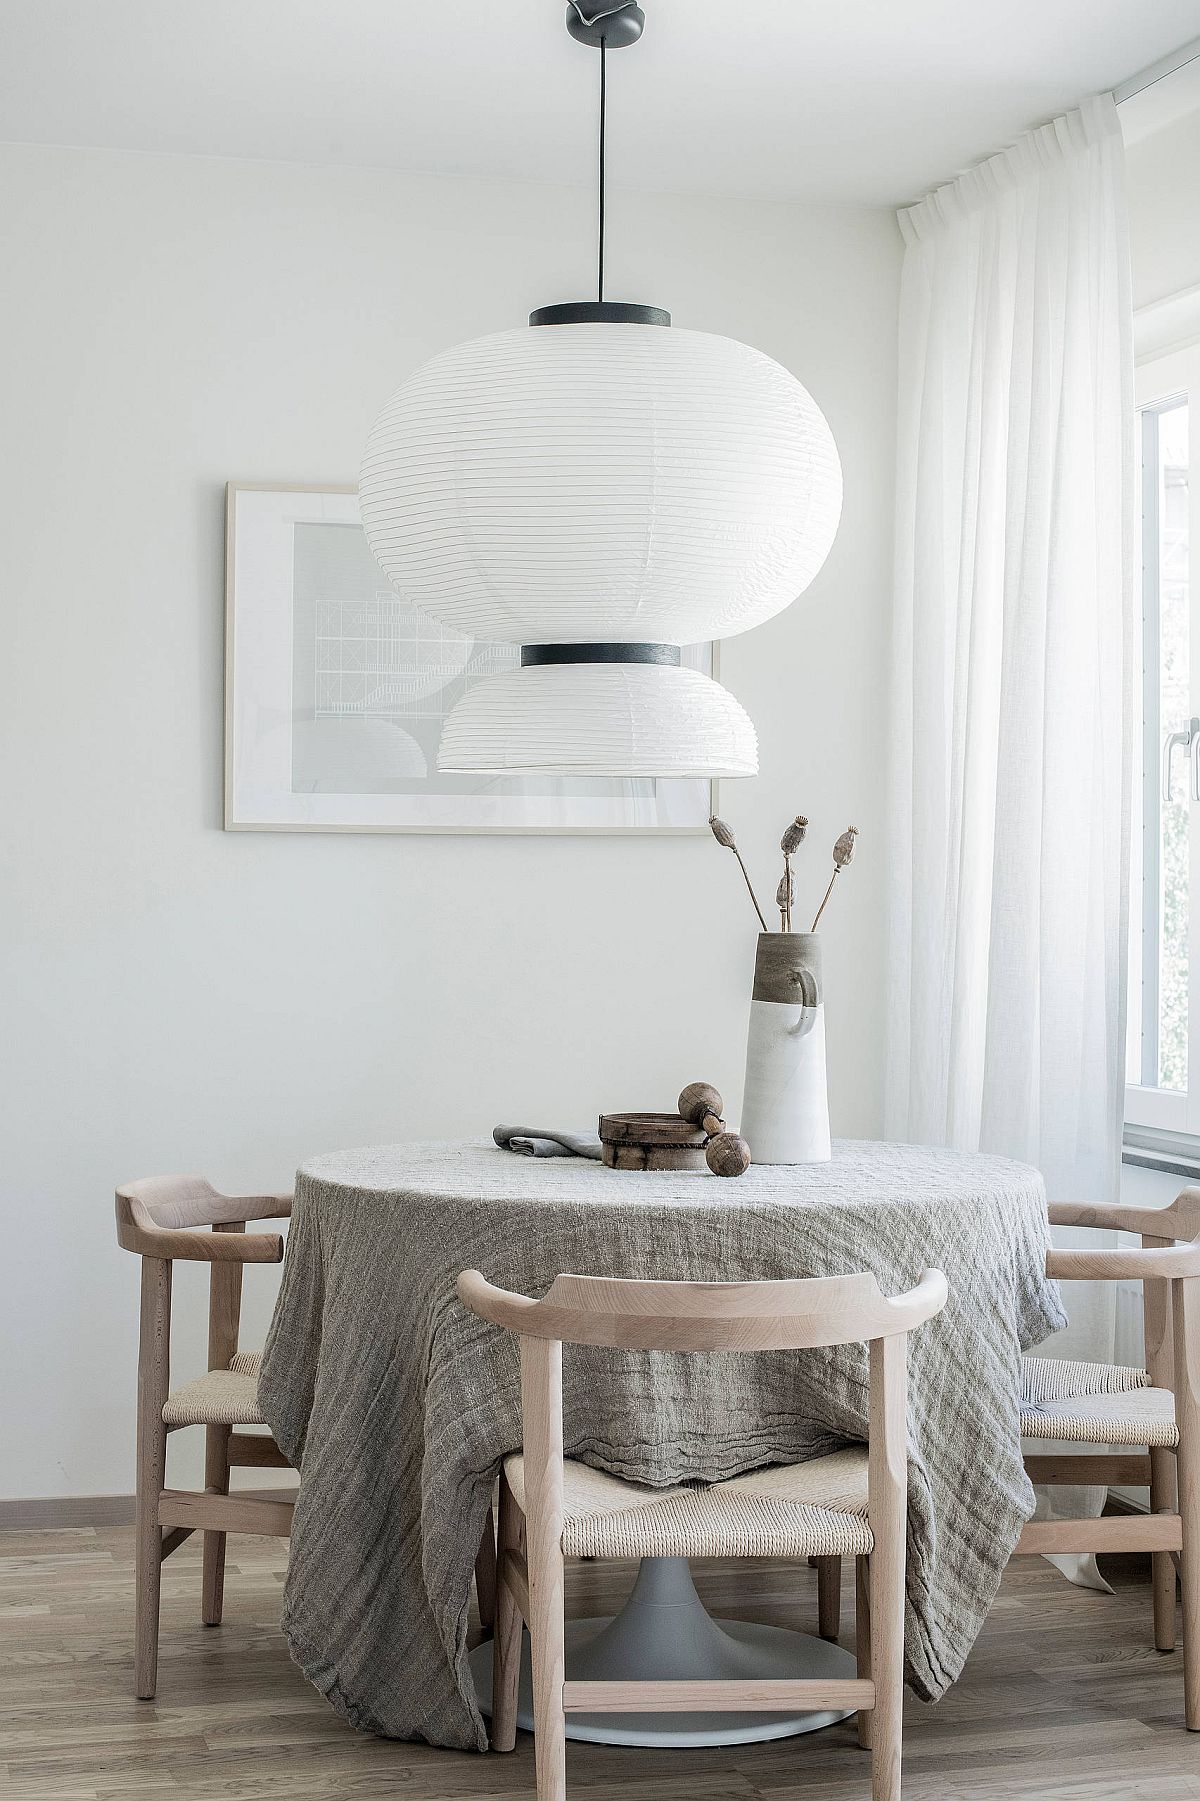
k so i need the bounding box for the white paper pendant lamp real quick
[360,324,841,648]
[358,3,841,779]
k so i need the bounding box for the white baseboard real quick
[0,1494,136,1530]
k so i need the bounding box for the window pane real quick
[1154,401,1189,1092]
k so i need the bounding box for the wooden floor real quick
[2,1528,1198,1801]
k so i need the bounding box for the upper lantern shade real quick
[359,322,842,646]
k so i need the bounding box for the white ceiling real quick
[1,0,1197,207]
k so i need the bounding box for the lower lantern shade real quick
[436,661,758,779]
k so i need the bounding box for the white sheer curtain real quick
[887,92,1133,1200]
[885,95,1136,1578]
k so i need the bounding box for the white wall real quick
[1126,104,1200,309]
[0,144,900,1499]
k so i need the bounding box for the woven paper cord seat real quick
[503,1445,873,1560]
[1020,1356,1178,1448]
[161,1349,265,1428]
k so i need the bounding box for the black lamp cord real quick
[598,38,606,303]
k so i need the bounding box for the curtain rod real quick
[1114,35,1200,105]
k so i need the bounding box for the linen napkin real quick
[492,1124,603,1160]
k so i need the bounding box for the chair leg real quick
[1174,1280,1200,1729]
[856,1554,873,1750]
[817,1555,842,1642]
[134,1434,167,1699]
[1151,1445,1178,1653]
[491,1477,523,1752]
[476,1502,498,1636]
[868,1334,906,1801]
[870,1541,904,1800]
[201,1423,231,1627]
[134,1258,171,1700]
[528,1532,566,1799]
[522,1335,567,1801]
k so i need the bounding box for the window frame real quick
[1127,345,1200,1140]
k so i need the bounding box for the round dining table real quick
[258,1137,1065,1755]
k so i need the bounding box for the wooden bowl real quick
[598,1112,708,1171]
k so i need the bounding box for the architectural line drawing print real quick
[225,484,716,833]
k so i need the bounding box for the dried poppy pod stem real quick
[778,814,807,932]
[811,825,859,931]
[709,815,769,932]
[775,868,793,934]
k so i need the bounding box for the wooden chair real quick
[1011,1187,1200,1729]
[458,1265,948,1801]
[115,1175,295,1699]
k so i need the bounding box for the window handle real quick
[1163,718,1200,802]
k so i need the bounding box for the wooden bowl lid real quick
[598,1111,707,1148]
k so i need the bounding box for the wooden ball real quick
[705,1132,751,1178]
[679,1082,723,1127]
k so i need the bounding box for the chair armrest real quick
[115,1181,290,1263]
[1050,1200,1171,1235]
[1047,1242,1200,1281]
[1048,1188,1200,1241]
[1046,1189,1200,1278]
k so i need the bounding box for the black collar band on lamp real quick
[532,4,665,329]
[530,301,669,326]
[521,642,681,667]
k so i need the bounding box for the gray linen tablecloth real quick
[258,1138,1065,1751]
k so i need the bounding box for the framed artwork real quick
[224,484,717,834]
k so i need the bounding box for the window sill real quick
[1122,1125,1200,1180]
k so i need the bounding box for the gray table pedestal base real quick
[469,1554,857,1748]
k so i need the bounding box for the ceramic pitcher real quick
[739,932,831,1164]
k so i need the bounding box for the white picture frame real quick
[224,483,718,835]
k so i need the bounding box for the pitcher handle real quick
[785,966,820,1036]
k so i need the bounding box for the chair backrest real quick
[116,1175,292,1264]
[1046,1187,1200,1281]
[116,1174,294,1379]
[457,1266,947,1353]
[1047,1186,1200,1406]
[460,1266,948,1596]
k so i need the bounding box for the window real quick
[1127,349,1198,1135]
